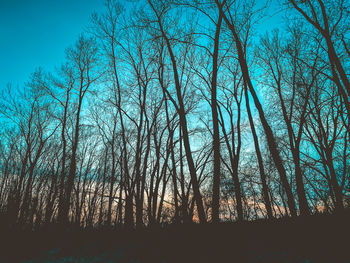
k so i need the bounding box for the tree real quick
[57,36,100,225]
[146,0,207,223]
[215,0,298,217]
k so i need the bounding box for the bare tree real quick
[57,36,100,225]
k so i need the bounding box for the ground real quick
[1,214,349,263]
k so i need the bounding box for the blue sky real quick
[0,0,106,89]
[0,0,283,91]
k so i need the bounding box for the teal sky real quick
[0,0,106,89]
[0,0,283,91]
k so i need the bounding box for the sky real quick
[0,0,283,91]
[0,0,106,89]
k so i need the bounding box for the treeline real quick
[0,0,349,230]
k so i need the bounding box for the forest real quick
[0,0,349,252]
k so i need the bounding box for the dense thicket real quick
[0,0,349,230]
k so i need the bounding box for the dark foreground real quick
[1,214,349,263]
